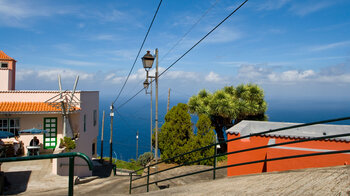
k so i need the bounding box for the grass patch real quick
[101,157,144,175]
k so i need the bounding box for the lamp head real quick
[142,50,154,70]
[143,79,149,89]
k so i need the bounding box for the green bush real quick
[157,103,215,165]
[137,152,154,167]
[60,137,76,151]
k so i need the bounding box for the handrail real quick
[132,131,350,182]
[0,152,93,196]
[132,149,350,189]
[129,116,350,193]
[132,116,350,173]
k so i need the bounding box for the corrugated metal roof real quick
[226,120,350,142]
[0,102,80,113]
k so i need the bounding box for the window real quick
[1,63,8,68]
[92,142,96,155]
[93,110,97,126]
[83,114,86,132]
[0,118,20,135]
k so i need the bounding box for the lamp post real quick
[144,79,153,153]
[142,49,158,163]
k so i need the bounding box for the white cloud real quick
[37,69,93,81]
[235,64,350,84]
[94,34,118,41]
[268,70,315,82]
[289,1,334,16]
[205,71,221,82]
[60,60,99,67]
[0,0,76,27]
[236,65,272,82]
[205,27,241,43]
[256,0,335,16]
[107,49,138,61]
[95,9,125,22]
[17,68,94,81]
[165,70,199,81]
[256,0,291,10]
[309,41,350,51]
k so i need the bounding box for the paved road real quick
[137,165,350,196]
[3,159,350,195]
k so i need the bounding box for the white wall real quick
[0,70,9,91]
[55,91,99,177]
[0,90,99,177]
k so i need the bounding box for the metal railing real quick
[0,152,93,196]
[129,116,350,194]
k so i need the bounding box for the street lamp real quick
[144,77,153,154]
[142,49,159,163]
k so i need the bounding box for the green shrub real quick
[137,152,154,167]
[60,137,76,151]
[157,103,215,165]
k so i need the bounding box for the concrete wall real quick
[0,70,10,91]
[55,91,99,177]
[0,59,16,90]
[227,133,350,176]
[0,91,82,104]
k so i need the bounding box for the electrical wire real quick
[117,0,249,109]
[159,0,248,78]
[118,0,220,104]
[112,0,163,105]
[159,0,220,63]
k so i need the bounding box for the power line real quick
[117,1,220,104]
[117,0,249,109]
[112,0,163,105]
[159,0,248,78]
[159,0,220,63]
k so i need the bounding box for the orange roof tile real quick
[0,51,15,61]
[0,102,80,113]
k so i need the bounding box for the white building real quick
[0,50,99,177]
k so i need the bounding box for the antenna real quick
[67,76,79,114]
[58,74,63,99]
[46,75,81,138]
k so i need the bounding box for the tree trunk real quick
[215,124,227,153]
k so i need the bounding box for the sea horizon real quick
[96,96,350,161]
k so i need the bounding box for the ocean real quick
[96,97,350,161]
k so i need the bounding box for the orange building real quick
[226,120,350,176]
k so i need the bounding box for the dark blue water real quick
[97,97,350,161]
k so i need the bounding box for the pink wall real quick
[0,91,82,104]
[0,59,16,90]
[0,70,10,91]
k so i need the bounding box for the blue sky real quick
[1,0,350,107]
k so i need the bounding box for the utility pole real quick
[100,110,105,162]
[167,88,171,113]
[155,48,159,163]
[136,130,139,160]
[150,81,153,153]
[109,104,114,164]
